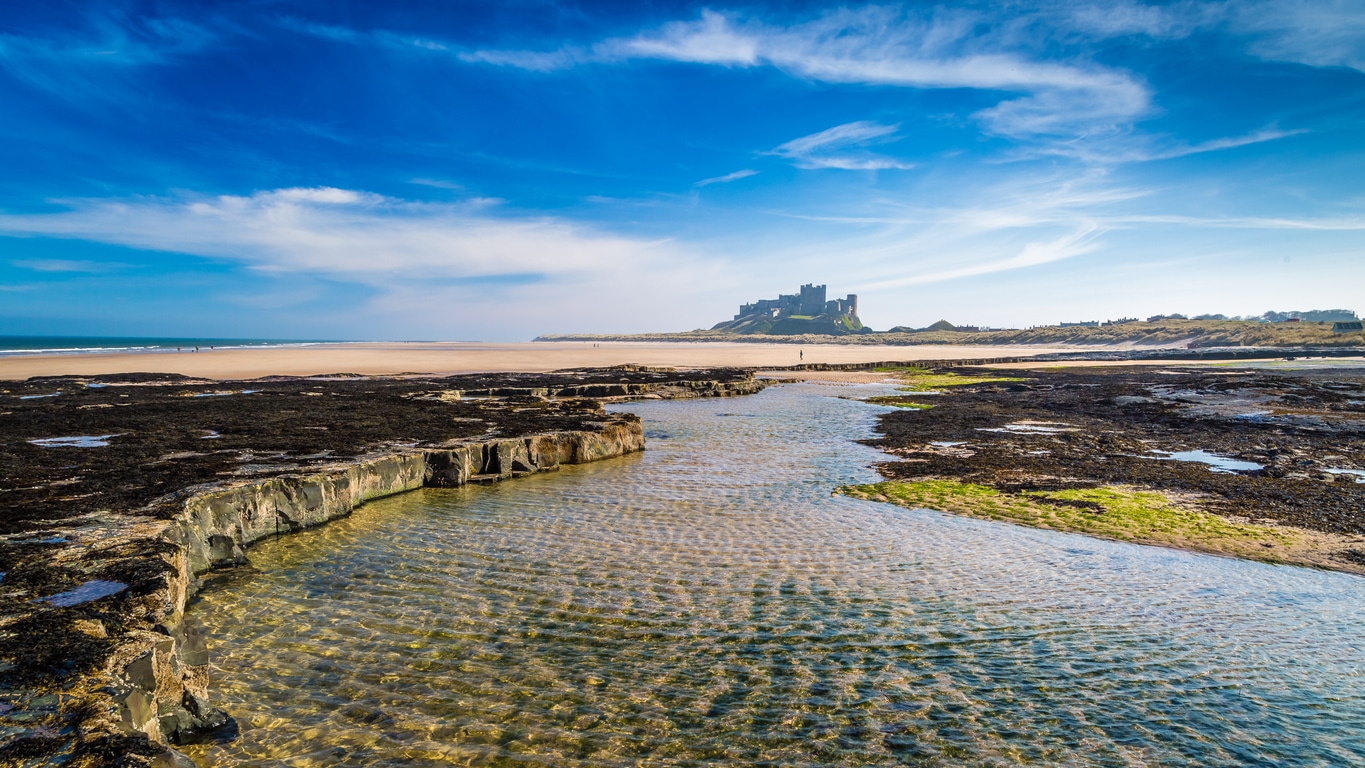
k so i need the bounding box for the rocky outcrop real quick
[457,376,768,400]
[73,419,643,766]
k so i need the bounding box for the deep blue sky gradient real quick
[2,1,1362,338]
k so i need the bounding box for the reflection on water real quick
[184,383,1365,766]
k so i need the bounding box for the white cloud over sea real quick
[0,188,673,280]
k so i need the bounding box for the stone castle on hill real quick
[711,283,867,336]
[735,283,858,322]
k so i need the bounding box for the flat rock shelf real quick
[0,367,765,766]
[854,363,1365,573]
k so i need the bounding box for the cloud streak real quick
[871,225,1104,289]
[770,121,914,170]
[321,8,1152,143]
[694,169,758,187]
[604,9,1151,140]
[0,188,679,282]
[0,15,219,104]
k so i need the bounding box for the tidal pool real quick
[183,383,1365,766]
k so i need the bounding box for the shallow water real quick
[27,434,119,448]
[184,383,1365,767]
[1146,449,1264,473]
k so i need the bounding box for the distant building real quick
[1102,318,1138,326]
[716,283,864,336]
[1333,321,1364,334]
[1060,321,1099,328]
[734,283,858,323]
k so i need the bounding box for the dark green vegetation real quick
[863,397,933,409]
[876,367,1025,391]
[851,363,1365,571]
[709,311,866,336]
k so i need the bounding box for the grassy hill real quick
[710,312,866,336]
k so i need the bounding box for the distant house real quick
[1333,321,1364,334]
[1060,321,1099,328]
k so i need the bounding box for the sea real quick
[0,335,340,358]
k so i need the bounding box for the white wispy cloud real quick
[322,8,1150,142]
[0,188,677,281]
[11,259,123,273]
[770,121,914,170]
[1232,0,1365,72]
[281,4,1355,156]
[694,169,758,187]
[1114,214,1365,230]
[1033,126,1307,164]
[454,46,586,71]
[870,225,1104,289]
[0,16,218,102]
[409,178,464,191]
[1057,0,1365,72]
[1062,0,1216,39]
[0,187,738,336]
[773,122,898,156]
[610,9,1152,141]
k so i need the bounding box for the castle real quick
[712,283,865,335]
[735,283,859,322]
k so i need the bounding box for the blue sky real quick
[1,1,1362,340]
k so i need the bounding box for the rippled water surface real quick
[184,384,1365,766]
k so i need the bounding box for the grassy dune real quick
[539,318,1364,348]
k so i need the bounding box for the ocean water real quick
[182,383,1365,766]
[0,336,336,358]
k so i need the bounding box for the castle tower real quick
[799,283,827,315]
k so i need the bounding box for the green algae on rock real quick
[863,396,934,409]
[856,363,1365,576]
[883,367,1026,392]
[837,480,1302,565]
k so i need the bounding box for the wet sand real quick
[0,341,1078,380]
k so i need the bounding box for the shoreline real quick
[0,341,1085,381]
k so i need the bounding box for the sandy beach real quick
[0,341,1080,380]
